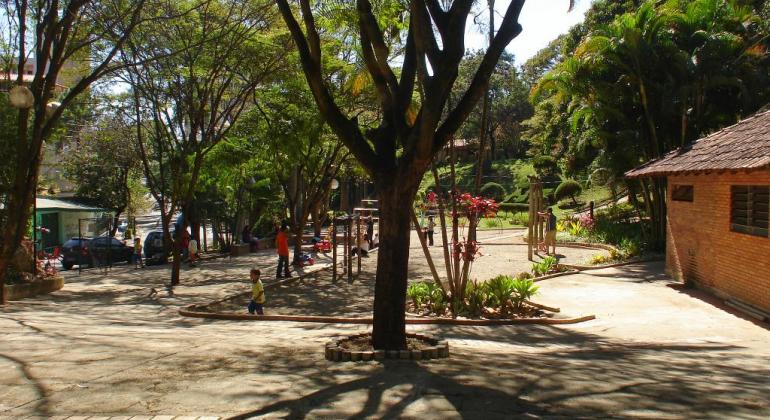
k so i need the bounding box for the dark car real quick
[61,236,134,270]
[144,230,169,264]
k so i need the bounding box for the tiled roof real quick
[626,109,770,178]
[36,197,107,212]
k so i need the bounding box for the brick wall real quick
[666,170,770,312]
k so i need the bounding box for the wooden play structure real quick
[527,176,547,261]
[331,200,378,282]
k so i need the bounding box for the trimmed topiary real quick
[480,182,506,201]
[555,179,583,205]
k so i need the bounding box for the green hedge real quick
[499,202,529,212]
[480,182,506,201]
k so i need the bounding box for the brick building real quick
[627,109,770,315]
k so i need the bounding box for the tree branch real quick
[275,0,379,173]
[433,0,525,154]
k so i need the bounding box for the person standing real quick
[427,216,436,246]
[133,237,144,268]
[275,222,291,278]
[366,216,374,248]
[188,237,199,267]
[247,268,265,315]
[538,208,558,256]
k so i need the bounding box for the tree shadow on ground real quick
[0,352,50,416]
[223,328,770,419]
[583,261,670,283]
[666,283,770,331]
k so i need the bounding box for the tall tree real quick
[121,0,287,286]
[275,0,573,350]
[63,102,143,236]
[0,0,148,303]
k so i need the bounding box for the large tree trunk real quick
[371,181,418,350]
[0,112,38,304]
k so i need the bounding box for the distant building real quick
[439,138,478,162]
[627,109,770,315]
[35,197,111,250]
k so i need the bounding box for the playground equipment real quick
[332,200,379,282]
[527,176,547,261]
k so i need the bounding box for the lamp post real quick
[8,85,37,268]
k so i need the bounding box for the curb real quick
[325,333,449,362]
[178,306,595,325]
[562,256,665,272]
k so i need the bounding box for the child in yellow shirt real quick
[248,268,265,315]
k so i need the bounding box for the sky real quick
[465,0,594,65]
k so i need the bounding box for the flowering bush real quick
[454,193,499,218]
[450,193,499,263]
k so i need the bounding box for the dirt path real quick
[1,252,769,418]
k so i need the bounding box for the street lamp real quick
[8,85,37,268]
[9,85,34,109]
[330,178,339,190]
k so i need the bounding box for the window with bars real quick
[731,186,769,237]
[672,185,694,202]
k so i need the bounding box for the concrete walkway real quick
[1,257,769,418]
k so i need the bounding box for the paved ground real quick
[2,239,769,418]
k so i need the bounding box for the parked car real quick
[144,230,168,264]
[61,236,134,270]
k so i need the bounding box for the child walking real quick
[133,237,144,268]
[248,268,265,315]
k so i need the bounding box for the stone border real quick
[561,256,665,272]
[179,305,595,325]
[179,249,597,326]
[4,276,64,300]
[325,332,449,362]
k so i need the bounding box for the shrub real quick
[464,281,487,317]
[425,282,447,315]
[589,254,611,265]
[407,282,429,309]
[498,202,529,213]
[619,238,642,258]
[532,155,558,175]
[510,213,529,226]
[532,256,558,277]
[485,275,517,313]
[515,271,533,280]
[511,279,539,310]
[554,179,582,205]
[480,182,506,201]
[482,218,499,229]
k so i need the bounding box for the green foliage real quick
[482,218,499,229]
[515,271,533,280]
[511,279,539,310]
[408,281,447,315]
[485,275,518,311]
[532,155,558,175]
[464,281,487,317]
[532,256,558,277]
[62,104,144,218]
[477,275,541,315]
[480,182,506,201]
[499,202,530,212]
[619,237,642,258]
[407,282,429,309]
[526,0,770,248]
[554,179,583,204]
[509,212,529,227]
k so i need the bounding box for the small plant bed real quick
[405,275,560,320]
[325,332,449,362]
